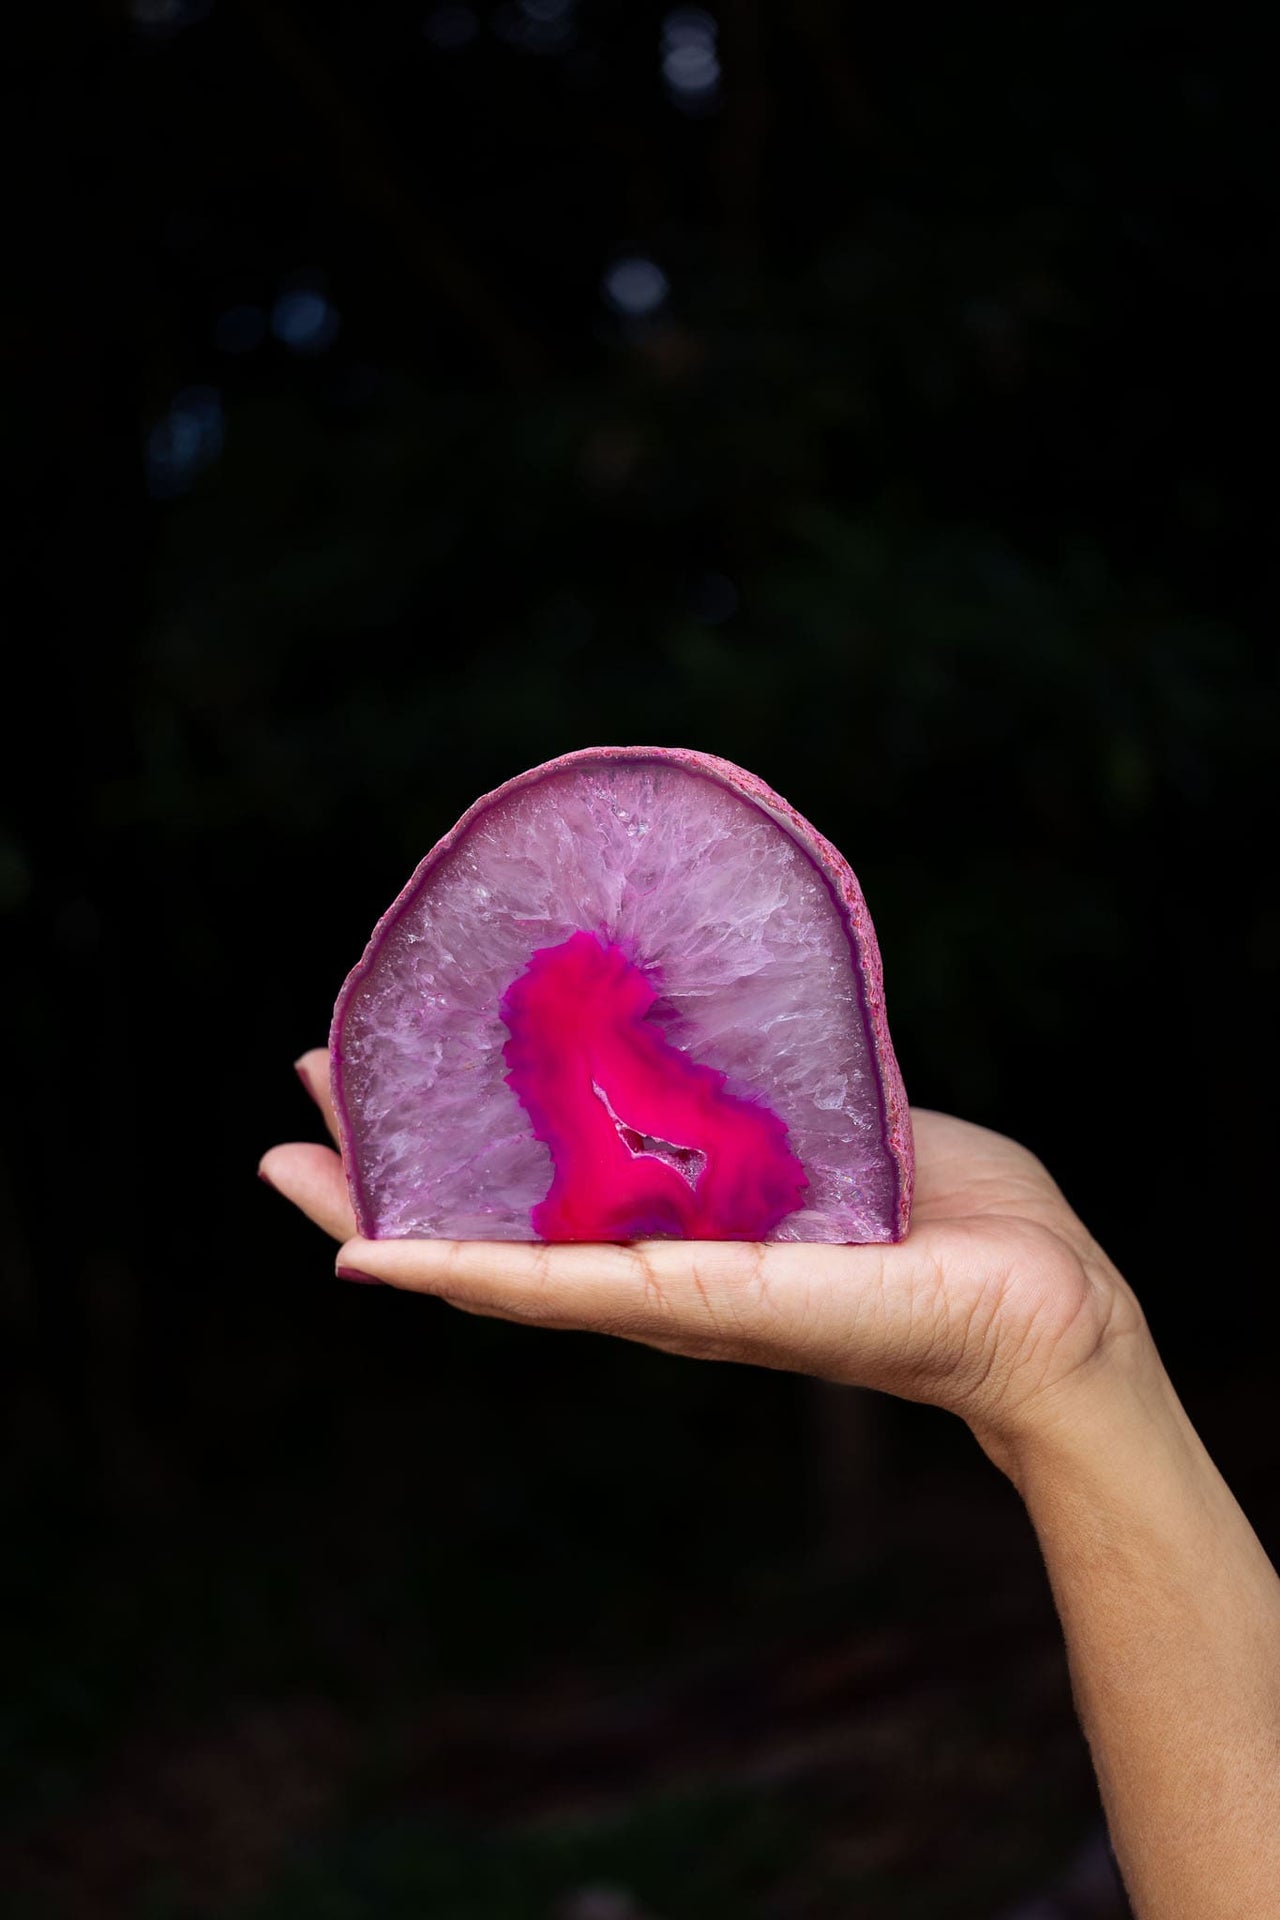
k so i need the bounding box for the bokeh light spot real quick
[129,0,213,34]
[145,387,224,498]
[270,289,342,353]
[602,257,670,318]
[494,0,577,52]
[661,7,721,108]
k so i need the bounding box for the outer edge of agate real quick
[330,745,915,1243]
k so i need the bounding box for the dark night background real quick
[1,2,1275,1915]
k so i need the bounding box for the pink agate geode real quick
[330,746,913,1243]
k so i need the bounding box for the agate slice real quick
[330,747,912,1244]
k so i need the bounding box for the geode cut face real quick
[330,747,913,1244]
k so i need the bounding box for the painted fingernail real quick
[294,1059,319,1105]
[336,1265,387,1287]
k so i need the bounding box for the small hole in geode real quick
[592,1081,707,1191]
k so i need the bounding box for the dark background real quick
[1,3,1274,1915]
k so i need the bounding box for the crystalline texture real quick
[331,747,913,1243]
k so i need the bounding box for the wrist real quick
[968,1317,1187,1499]
[976,1320,1280,1657]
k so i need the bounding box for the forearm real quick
[985,1336,1280,1919]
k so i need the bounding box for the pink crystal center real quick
[500,930,808,1240]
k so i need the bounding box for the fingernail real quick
[294,1059,319,1105]
[337,1265,387,1287]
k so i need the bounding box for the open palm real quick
[262,1051,1142,1447]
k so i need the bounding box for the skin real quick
[263,1052,1280,1918]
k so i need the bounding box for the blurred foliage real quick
[231,1799,805,1920]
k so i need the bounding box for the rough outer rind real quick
[329,746,914,1242]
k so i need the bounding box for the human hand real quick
[261,1050,1148,1460]
[262,1058,1280,1919]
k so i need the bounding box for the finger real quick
[331,1233,815,1350]
[260,1141,357,1242]
[294,1048,341,1148]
